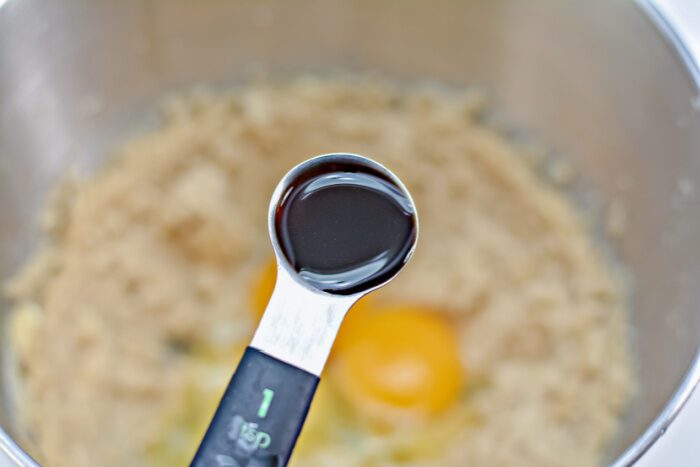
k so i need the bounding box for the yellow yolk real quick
[332,306,464,425]
[251,259,277,320]
[251,261,465,427]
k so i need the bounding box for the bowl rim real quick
[611,1,700,465]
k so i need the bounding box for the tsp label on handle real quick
[230,416,271,450]
[191,348,319,467]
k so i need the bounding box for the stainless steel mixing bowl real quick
[0,0,699,465]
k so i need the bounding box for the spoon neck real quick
[250,265,358,376]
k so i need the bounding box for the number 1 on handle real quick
[258,388,275,419]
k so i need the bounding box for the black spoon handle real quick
[190,347,319,467]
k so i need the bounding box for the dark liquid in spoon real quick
[275,161,417,295]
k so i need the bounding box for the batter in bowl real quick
[5,78,634,467]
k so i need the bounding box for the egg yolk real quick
[332,306,464,425]
[251,261,465,426]
[251,259,277,320]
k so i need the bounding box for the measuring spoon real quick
[191,153,418,467]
